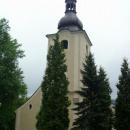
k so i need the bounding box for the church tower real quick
[47,0,92,128]
[15,0,92,130]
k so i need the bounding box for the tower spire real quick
[65,0,76,13]
[58,0,83,31]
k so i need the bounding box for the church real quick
[15,0,92,130]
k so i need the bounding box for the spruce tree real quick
[95,67,112,130]
[115,59,130,130]
[72,52,112,130]
[36,34,70,130]
[0,18,27,130]
[72,52,98,130]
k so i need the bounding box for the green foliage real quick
[15,83,28,108]
[72,52,112,130]
[115,59,130,130]
[95,67,112,130]
[0,18,27,130]
[36,34,70,130]
[72,52,98,130]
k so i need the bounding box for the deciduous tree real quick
[0,18,27,130]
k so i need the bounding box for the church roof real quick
[58,0,83,31]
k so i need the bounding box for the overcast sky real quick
[0,0,130,99]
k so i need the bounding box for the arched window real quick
[71,4,74,10]
[61,40,68,49]
[66,4,71,10]
[29,104,32,110]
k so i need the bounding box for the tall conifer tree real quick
[72,52,98,130]
[0,18,27,130]
[36,34,70,130]
[72,52,112,130]
[115,59,130,130]
[96,67,112,130]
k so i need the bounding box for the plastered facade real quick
[15,30,91,130]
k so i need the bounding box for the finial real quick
[65,0,77,13]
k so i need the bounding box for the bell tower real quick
[15,1,92,130]
[47,0,92,129]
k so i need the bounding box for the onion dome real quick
[58,0,83,31]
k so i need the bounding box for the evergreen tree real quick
[36,34,70,130]
[95,67,112,130]
[115,59,130,130]
[72,52,112,130]
[0,18,27,130]
[72,52,98,130]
